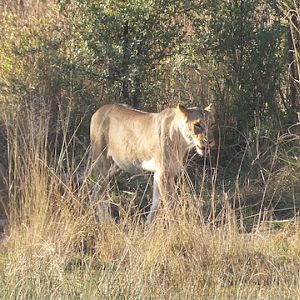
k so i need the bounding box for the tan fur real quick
[90,103,216,223]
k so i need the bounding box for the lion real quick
[89,103,216,224]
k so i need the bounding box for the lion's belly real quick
[111,156,144,174]
[141,159,157,172]
[111,155,157,174]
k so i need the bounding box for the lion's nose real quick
[204,138,215,147]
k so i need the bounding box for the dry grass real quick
[0,106,299,300]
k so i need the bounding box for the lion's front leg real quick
[146,172,176,224]
[145,172,161,224]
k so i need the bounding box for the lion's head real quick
[176,103,216,156]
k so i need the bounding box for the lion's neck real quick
[169,117,192,162]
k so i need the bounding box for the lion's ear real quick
[204,103,215,114]
[176,104,188,119]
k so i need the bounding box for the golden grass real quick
[2,212,300,299]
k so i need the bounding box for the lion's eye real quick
[194,123,203,132]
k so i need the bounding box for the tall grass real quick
[0,103,299,299]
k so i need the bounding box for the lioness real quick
[90,103,216,223]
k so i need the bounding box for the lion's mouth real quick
[196,146,209,156]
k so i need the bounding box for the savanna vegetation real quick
[0,0,300,298]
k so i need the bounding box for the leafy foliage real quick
[60,0,194,108]
[192,0,287,131]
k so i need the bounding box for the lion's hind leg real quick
[90,150,118,221]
